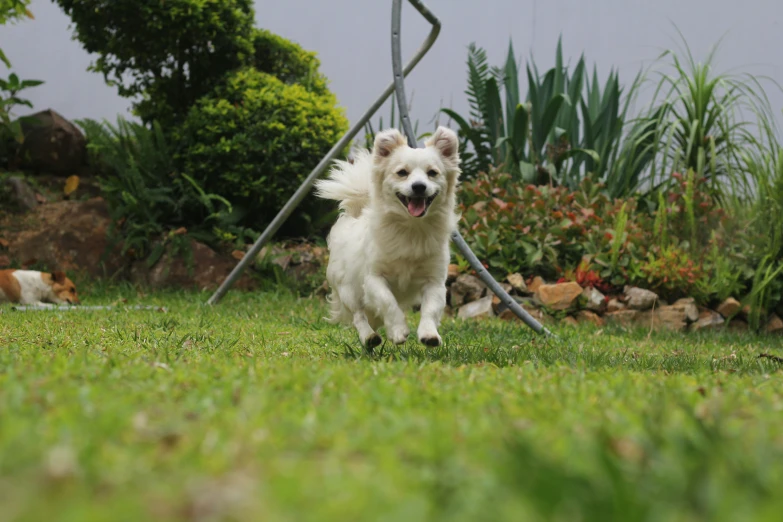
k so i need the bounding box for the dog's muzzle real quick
[397,192,438,217]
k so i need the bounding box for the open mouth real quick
[397,193,437,218]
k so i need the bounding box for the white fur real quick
[315,126,461,347]
[3,270,65,306]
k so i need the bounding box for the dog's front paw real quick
[417,322,442,347]
[419,333,442,347]
[387,324,410,345]
[363,332,383,350]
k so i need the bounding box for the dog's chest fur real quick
[370,216,449,296]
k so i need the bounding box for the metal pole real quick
[207,0,441,306]
[391,0,552,336]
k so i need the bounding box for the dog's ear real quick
[373,129,406,159]
[425,126,459,161]
[51,271,66,284]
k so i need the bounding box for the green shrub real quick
[176,67,348,236]
[251,28,329,96]
[458,167,769,310]
[79,117,245,266]
[0,0,42,169]
[629,35,779,202]
[54,0,255,126]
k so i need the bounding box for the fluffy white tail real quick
[314,149,372,218]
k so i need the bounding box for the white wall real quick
[2,0,781,130]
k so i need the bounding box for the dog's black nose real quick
[411,182,427,195]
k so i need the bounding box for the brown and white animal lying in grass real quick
[0,269,80,306]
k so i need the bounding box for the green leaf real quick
[485,77,504,163]
[0,48,10,68]
[539,93,570,148]
[510,103,529,163]
[502,40,519,137]
[519,161,536,183]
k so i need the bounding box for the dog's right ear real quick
[52,271,67,284]
[373,129,406,159]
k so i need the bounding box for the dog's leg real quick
[337,284,381,348]
[418,283,445,347]
[353,310,382,349]
[364,274,409,345]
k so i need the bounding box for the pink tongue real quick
[407,198,427,217]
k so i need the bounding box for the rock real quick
[18,109,87,175]
[0,198,125,277]
[728,319,749,333]
[527,276,546,294]
[606,298,626,313]
[490,283,515,311]
[766,314,783,335]
[492,293,501,312]
[457,296,494,319]
[450,274,486,307]
[506,273,528,294]
[495,295,535,315]
[132,239,255,291]
[576,310,605,327]
[535,282,583,311]
[671,298,699,323]
[604,310,639,328]
[582,286,606,313]
[499,303,551,324]
[447,264,459,283]
[635,306,689,332]
[4,176,38,211]
[624,286,659,311]
[716,297,742,318]
[690,309,725,331]
[562,316,579,327]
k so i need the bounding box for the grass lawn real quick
[2,287,783,521]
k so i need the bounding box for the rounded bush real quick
[251,28,329,96]
[177,67,348,236]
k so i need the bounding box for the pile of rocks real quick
[446,266,783,335]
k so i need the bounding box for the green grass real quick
[2,288,783,521]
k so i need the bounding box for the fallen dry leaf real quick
[231,250,245,260]
[63,175,80,196]
[0,238,9,248]
[171,227,187,236]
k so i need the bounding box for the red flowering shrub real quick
[458,170,649,288]
[458,168,756,306]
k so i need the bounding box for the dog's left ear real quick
[425,126,459,161]
[52,271,66,284]
[373,129,407,160]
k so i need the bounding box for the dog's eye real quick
[396,169,408,177]
[427,169,438,177]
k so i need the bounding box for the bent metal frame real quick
[207,0,553,338]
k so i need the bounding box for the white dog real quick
[315,126,461,348]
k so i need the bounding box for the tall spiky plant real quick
[636,30,780,201]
